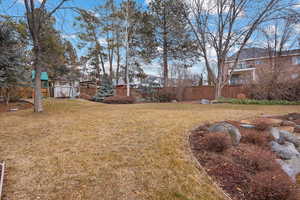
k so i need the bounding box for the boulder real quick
[240,124,256,129]
[240,118,282,126]
[281,120,296,127]
[278,126,294,133]
[295,125,300,133]
[209,122,241,146]
[276,158,300,183]
[200,99,210,104]
[270,127,281,141]
[270,141,300,160]
[279,130,300,147]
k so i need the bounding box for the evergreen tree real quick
[92,74,114,102]
[0,19,28,104]
[149,0,198,87]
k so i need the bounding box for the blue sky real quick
[0,0,174,75]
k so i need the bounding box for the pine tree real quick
[0,19,28,104]
[92,75,114,102]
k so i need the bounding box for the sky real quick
[1,0,300,77]
[0,0,180,76]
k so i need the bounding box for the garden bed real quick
[190,114,300,200]
[0,101,33,113]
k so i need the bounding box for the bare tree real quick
[180,0,297,99]
[23,0,69,112]
[248,15,300,100]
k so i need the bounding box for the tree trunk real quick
[116,46,120,85]
[162,5,168,88]
[33,47,43,112]
[214,81,222,100]
[163,36,168,88]
[5,88,10,105]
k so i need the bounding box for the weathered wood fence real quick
[116,85,245,101]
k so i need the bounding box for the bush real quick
[103,96,135,104]
[247,79,300,102]
[217,97,300,105]
[233,146,277,174]
[157,92,175,102]
[249,170,297,200]
[254,121,271,131]
[241,129,272,147]
[200,132,231,153]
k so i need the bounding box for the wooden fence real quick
[116,85,246,101]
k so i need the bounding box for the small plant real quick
[157,92,175,102]
[249,170,297,200]
[103,96,135,104]
[241,129,272,146]
[254,120,271,131]
[233,146,277,174]
[217,97,300,105]
[200,132,231,153]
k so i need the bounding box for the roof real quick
[227,48,300,62]
[32,71,48,81]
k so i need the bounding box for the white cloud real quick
[62,34,77,39]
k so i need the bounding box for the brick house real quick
[225,48,300,85]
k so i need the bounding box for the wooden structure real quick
[116,85,246,101]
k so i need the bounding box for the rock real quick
[240,124,256,129]
[281,120,296,127]
[270,141,300,160]
[270,127,281,141]
[295,125,300,133]
[209,122,241,146]
[240,118,282,126]
[278,126,294,133]
[276,158,300,183]
[280,130,300,147]
[171,100,178,103]
[200,99,210,104]
[255,118,283,126]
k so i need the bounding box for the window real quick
[255,60,263,65]
[230,74,243,85]
[291,73,299,79]
[292,56,300,65]
[237,62,247,69]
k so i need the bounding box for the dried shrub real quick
[233,146,277,174]
[254,121,271,131]
[241,129,273,147]
[103,96,135,104]
[249,170,297,200]
[246,78,300,102]
[200,132,231,153]
[237,93,247,99]
[157,91,175,102]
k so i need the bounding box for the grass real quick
[0,99,299,200]
[217,98,300,105]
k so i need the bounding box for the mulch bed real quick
[0,101,33,113]
[190,117,300,200]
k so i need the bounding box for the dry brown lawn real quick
[0,99,299,200]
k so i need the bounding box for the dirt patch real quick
[0,101,33,113]
[190,119,299,200]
